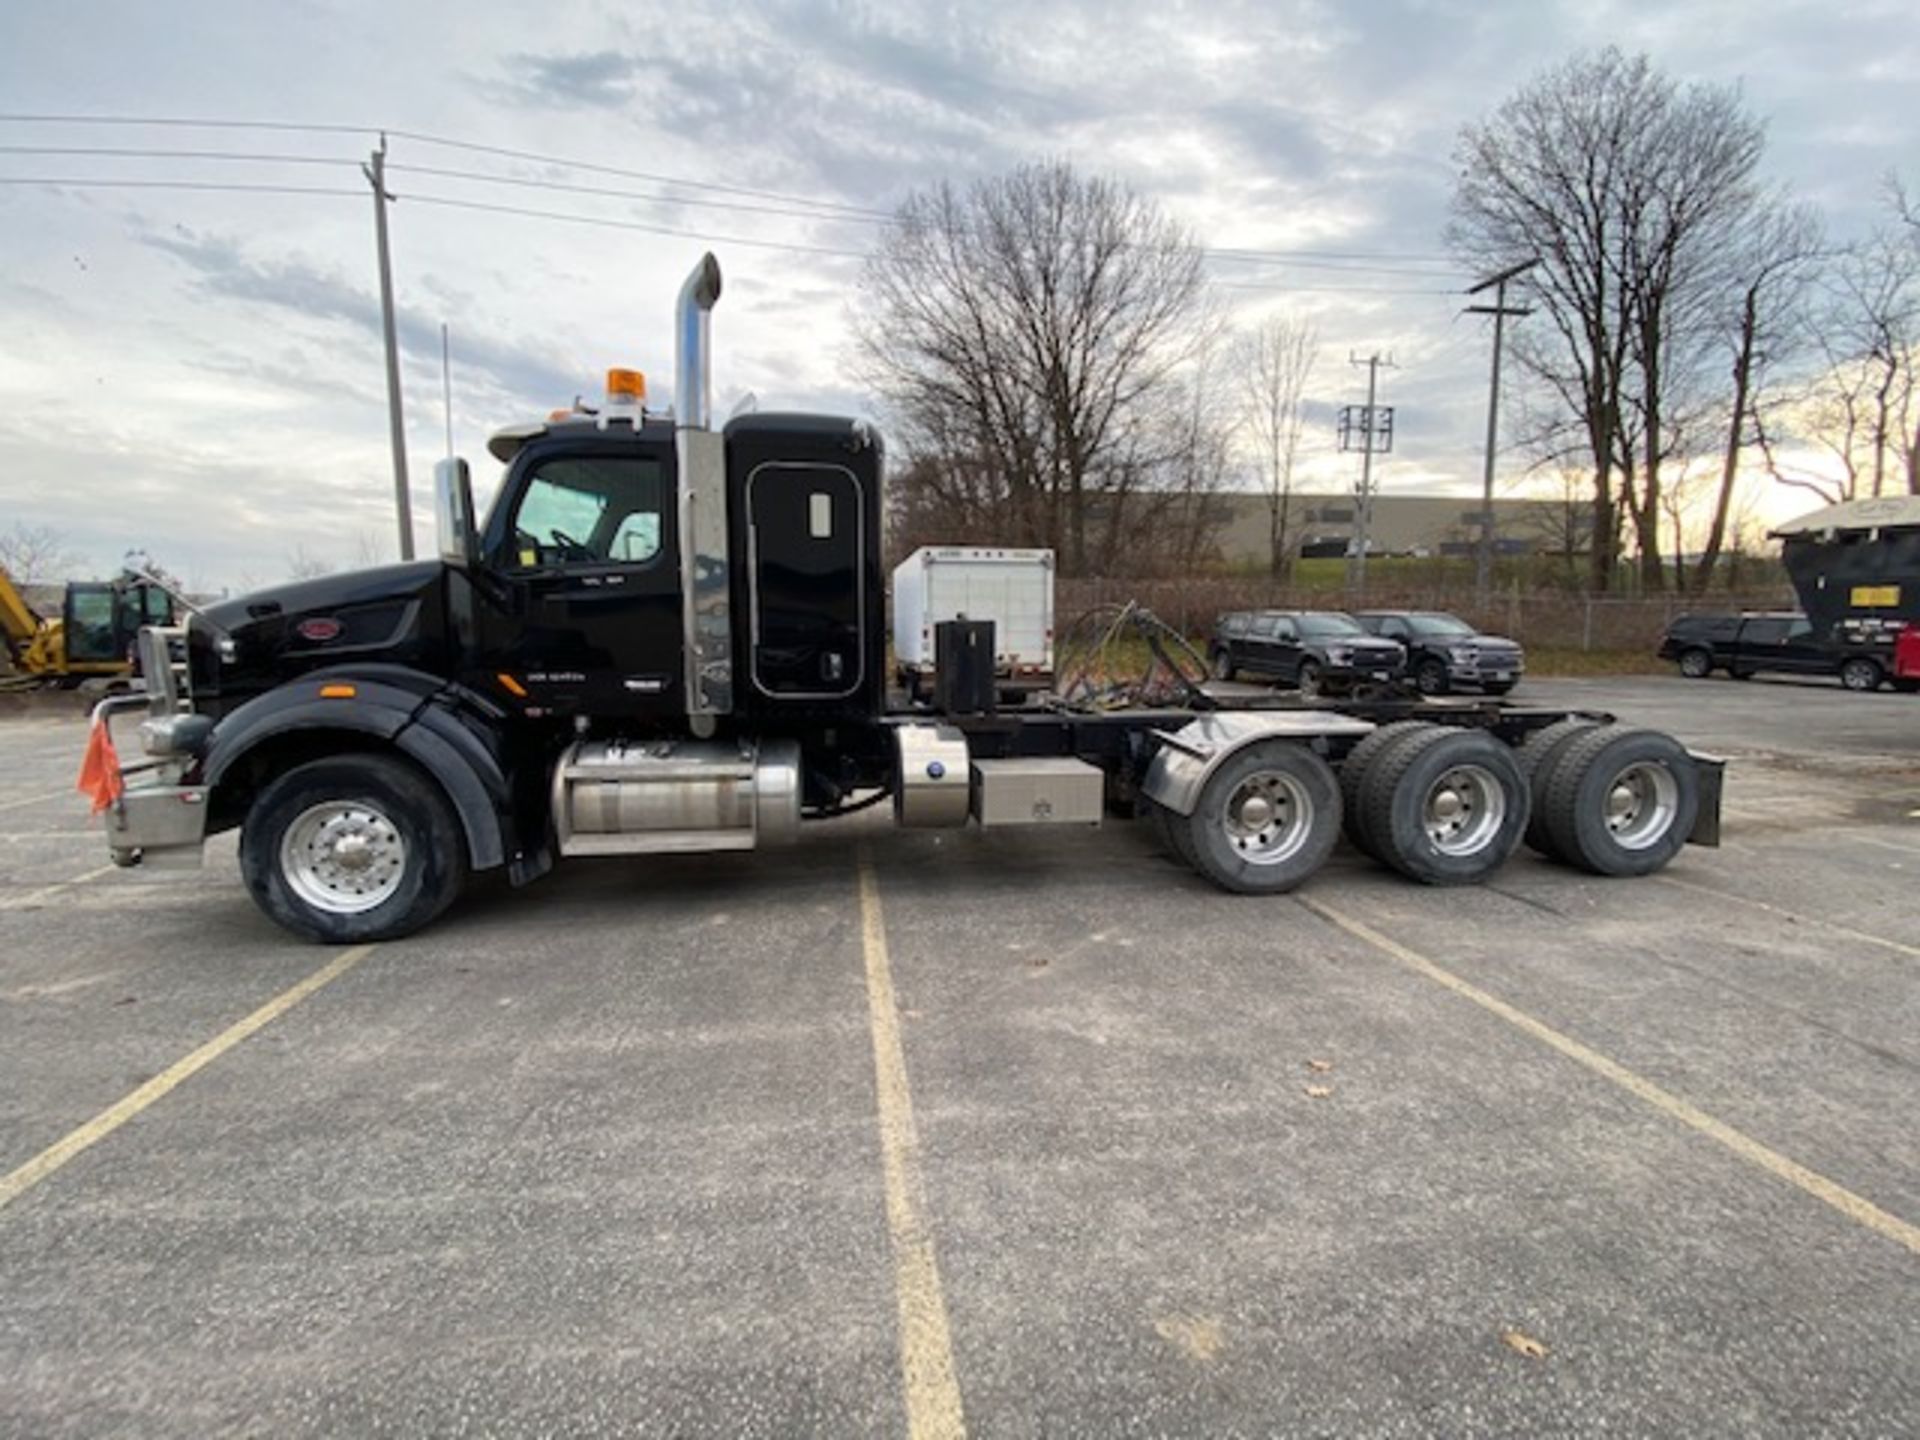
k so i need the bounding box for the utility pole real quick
[1466,259,1537,603]
[363,135,413,561]
[1339,352,1395,592]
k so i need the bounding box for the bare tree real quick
[1450,48,1769,591]
[0,523,81,583]
[1692,202,1824,591]
[285,545,336,581]
[1757,216,1918,505]
[1234,314,1317,579]
[856,161,1210,576]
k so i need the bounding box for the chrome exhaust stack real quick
[675,253,732,734]
[675,252,722,431]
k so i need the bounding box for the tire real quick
[1414,657,1450,695]
[1143,796,1195,867]
[1177,741,1341,894]
[1339,721,1437,861]
[1839,656,1883,692]
[1296,660,1325,699]
[1210,649,1235,681]
[240,752,468,943]
[1538,725,1699,876]
[1677,647,1712,679]
[1359,726,1531,885]
[1517,717,1602,856]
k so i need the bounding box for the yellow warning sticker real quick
[1851,584,1901,607]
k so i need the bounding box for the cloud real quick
[496,49,644,109]
[140,227,582,409]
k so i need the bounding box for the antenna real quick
[440,322,454,460]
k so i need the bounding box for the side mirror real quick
[434,458,478,569]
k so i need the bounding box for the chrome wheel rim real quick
[1842,660,1874,690]
[280,800,407,914]
[1298,666,1322,698]
[1422,764,1506,856]
[1681,652,1709,677]
[1603,762,1678,850]
[1219,769,1313,865]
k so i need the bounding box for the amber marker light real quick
[496,673,529,698]
[318,684,357,699]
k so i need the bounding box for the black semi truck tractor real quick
[91,255,1724,942]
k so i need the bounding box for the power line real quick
[0,176,362,196]
[0,112,1469,266]
[386,161,888,227]
[0,145,358,167]
[394,191,870,259]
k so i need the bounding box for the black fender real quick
[199,666,515,872]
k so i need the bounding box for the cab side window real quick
[507,456,665,570]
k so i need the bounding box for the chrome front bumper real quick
[93,635,211,869]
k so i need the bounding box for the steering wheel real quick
[544,527,596,562]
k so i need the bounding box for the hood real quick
[192,559,451,714]
[199,559,446,636]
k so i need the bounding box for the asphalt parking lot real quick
[2,676,1917,1436]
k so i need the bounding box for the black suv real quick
[1210,610,1405,696]
[1356,610,1524,695]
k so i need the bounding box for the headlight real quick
[1326,646,1354,664]
[1449,646,1476,663]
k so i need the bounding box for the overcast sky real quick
[1,0,1913,591]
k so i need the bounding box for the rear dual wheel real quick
[1531,725,1699,876]
[1345,725,1530,884]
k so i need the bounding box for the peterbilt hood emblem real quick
[295,617,345,643]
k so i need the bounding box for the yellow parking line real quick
[0,945,375,1212]
[1654,873,1920,962]
[856,847,967,1440]
[1298,896,1920,1259]
[0,864,116,913]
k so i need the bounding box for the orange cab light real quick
[606,367,646,401]
[319,683,357,699]
[495,672,529,698]
[547,408,573,421]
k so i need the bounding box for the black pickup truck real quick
[1659,612,1901,691]
[1209,610,1405,696]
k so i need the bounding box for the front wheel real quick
[1414,657,1450,695]
[1677,648,1712,679]
[1839,657,1883,692]
[1210,649,1235,681]
[1296,660,1325,699]
[240,753,468,943]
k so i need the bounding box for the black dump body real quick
[1780,520,1920,641]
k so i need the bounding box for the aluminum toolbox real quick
[970,757,1103,826]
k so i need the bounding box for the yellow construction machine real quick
[0,564,178,690]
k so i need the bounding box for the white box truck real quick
[891,546,1055,690]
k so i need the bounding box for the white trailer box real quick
[891,546,1055,676]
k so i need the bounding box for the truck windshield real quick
[1298,613,1364,638]
[1410,613,1475,637]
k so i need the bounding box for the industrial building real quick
[1209,492,1590,566]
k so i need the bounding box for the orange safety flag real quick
[76,712,125,815]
